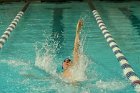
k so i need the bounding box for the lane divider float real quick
[0,2,30,49]
[87,0,140,87]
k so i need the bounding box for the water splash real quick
[135,85,140,93]
[34,26,90,82]
[34,37,57,75]
[66,54,89,82]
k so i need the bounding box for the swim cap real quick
[64,58,71,62]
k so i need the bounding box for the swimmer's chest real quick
[62,69,72,78]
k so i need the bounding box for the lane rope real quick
[0,2,30,49]
[87,0,140,87]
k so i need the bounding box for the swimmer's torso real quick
[62,69,72,78]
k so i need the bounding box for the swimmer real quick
[62,19,83,80]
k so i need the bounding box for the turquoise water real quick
[0,1,140,93]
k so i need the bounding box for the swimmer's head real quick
[62,58,72,70]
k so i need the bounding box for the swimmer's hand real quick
[76,19,83,34]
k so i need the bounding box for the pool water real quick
[0,1,140,93]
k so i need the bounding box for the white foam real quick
[35,53,56,75]
[96,80,127,91]
[0,59,33,77]
[7,60,28,67]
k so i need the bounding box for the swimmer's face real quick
[62,59,72,70]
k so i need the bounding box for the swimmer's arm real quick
[73,19,83,64]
